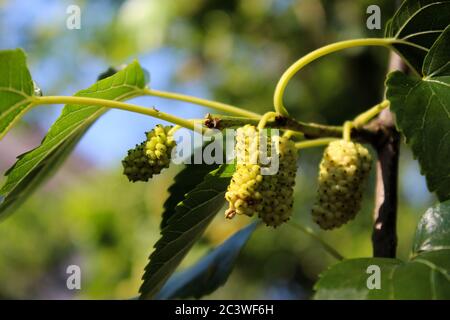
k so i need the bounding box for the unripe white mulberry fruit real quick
[225,125,298,227]
[312,140,372,230]
[122,125,176,182]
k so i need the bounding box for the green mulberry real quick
[122,125,176,182]
[312,140,372,230]
[225,125,298,227]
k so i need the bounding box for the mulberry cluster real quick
[122,125,176,182]
[312,140,372,230]
[225,125,298,227]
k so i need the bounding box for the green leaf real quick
[139,163,235,299]
[161,150,218,230]
[413,200,450,254]
[387,72,450,200]
[423,25,450,76]
[315,249,450,299]
[387,72,450,201]
[315,258,401,299]
[0,49,34,139]
[0,61,147,218]
[386,29,450,201]
[386,0,450,74]
[156,222,258,299]
[0,128,89,216]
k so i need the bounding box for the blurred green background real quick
[0,0,434,299]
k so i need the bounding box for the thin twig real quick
[288,221,344,261]
[204,113,379,144]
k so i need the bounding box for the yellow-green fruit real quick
[225,125,298,227]
[144,124,176,168]
[122,125,176,182]
[312,140,372,230]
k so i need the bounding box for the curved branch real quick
[273,38,394,115]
